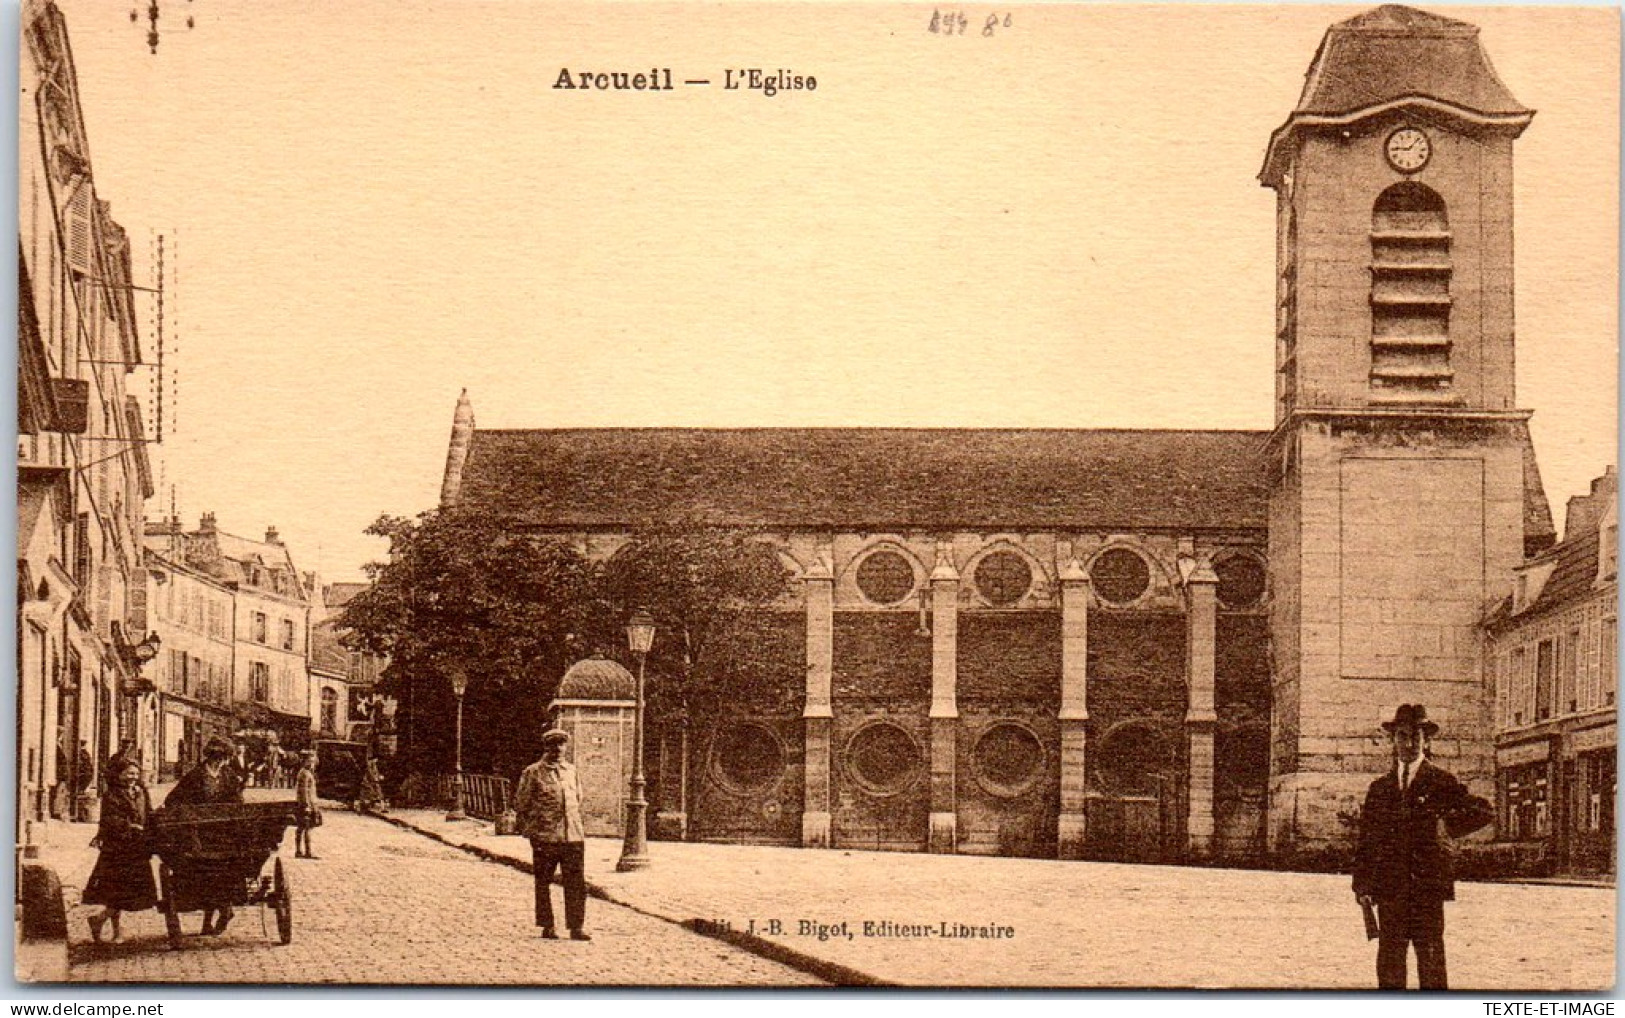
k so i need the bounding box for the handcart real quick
[150,801,299,950]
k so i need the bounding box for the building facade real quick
[142,547,237,778]
[144,515,314,761]
[316,581,392,748]
[427,5,1558,864]
[18,0,157,851]
[1488,469,1617,875]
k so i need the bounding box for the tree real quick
[340,514,795,808]
[338,508,602,782]
[599,525,795,824]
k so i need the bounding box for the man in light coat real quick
[1352,704,1493,989]
[516,729,590,941]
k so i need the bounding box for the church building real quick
[435,6,1554,864]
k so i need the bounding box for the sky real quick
[43,1,1619,582]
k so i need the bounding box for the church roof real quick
[455,428,1272,532]
[1295,6,1530,118]
[323,582,370,611]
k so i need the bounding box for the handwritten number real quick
[927,10,1009,37]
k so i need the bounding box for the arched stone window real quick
[854,549,917,606]
[320,687,338,735]
[973,550,1033,607]
[1090,547,1151,607]
[1370,181,1451,395]
[844,722,923,796]
[1214,553,1267,610]
[710,722,786,795]
[972,722,1046,796]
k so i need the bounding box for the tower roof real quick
[1261,5,1533,187]
[1296,6,1530,118]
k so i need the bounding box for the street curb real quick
[375,810,886,987]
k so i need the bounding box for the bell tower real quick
[1259,6,1553,852]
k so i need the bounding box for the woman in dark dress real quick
[164,736,245,934]
[83,759,155,944]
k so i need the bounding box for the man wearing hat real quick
[1353,704,1493,989]
[165,735,246,934]
[516,729,590,941]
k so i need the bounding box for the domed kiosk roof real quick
[556,657,635,702]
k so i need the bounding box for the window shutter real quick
[73,512,90,586]
[128,580,147,632]
[63,184,95,279]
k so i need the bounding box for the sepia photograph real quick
[12,0,1619,992]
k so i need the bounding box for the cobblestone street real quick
[56,805,822,986]
[34,796,1614,990]
[395,809,1616,990]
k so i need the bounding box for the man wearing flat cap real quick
[1353,704,1493,989]
[516,728,590,941]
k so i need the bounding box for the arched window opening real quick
[1370,181,1452,397]
[854,549,917,606]
[320,687,339,735]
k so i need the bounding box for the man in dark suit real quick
[1353,704,1494,989]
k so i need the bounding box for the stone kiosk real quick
[550,657,635,838]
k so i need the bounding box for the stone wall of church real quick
[957,613,1063,856]
[832,614,932,701]
[958,613,1062,706]
[676,534,1276,861]
[1086,612,1188,734]
[680,611,806,845]
[828,613,932,850]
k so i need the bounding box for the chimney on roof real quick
[199,512,217,535]
[1562,467,1618,541]
[266,526,282,545]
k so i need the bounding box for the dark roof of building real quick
[1520,430,1557,547]
[455,428,1273,532]
[1531,526,1605,614]
[324,582,370,611]
[556,658,635,702]
[309,620,351,675]
[1486,525,1607,630]
[1296,5,1530,117]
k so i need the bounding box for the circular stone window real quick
[1091,548,1151,606]
[1095,722,1173,796]
[1214,554,1267,610]
[972,722,1045,796]
[855,550,916,606]
[974,551,1033,607]
[845,722,923,796]
[711,723,786,795]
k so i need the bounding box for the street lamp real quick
[446,663,469,821]
[618,609,656,872]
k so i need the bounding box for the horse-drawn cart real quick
[151,801,299,950]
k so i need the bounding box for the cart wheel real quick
[273,857,293,945]
[159,864,183,951]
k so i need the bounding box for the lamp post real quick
[446,664,468,821]
[618,609,656,872]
